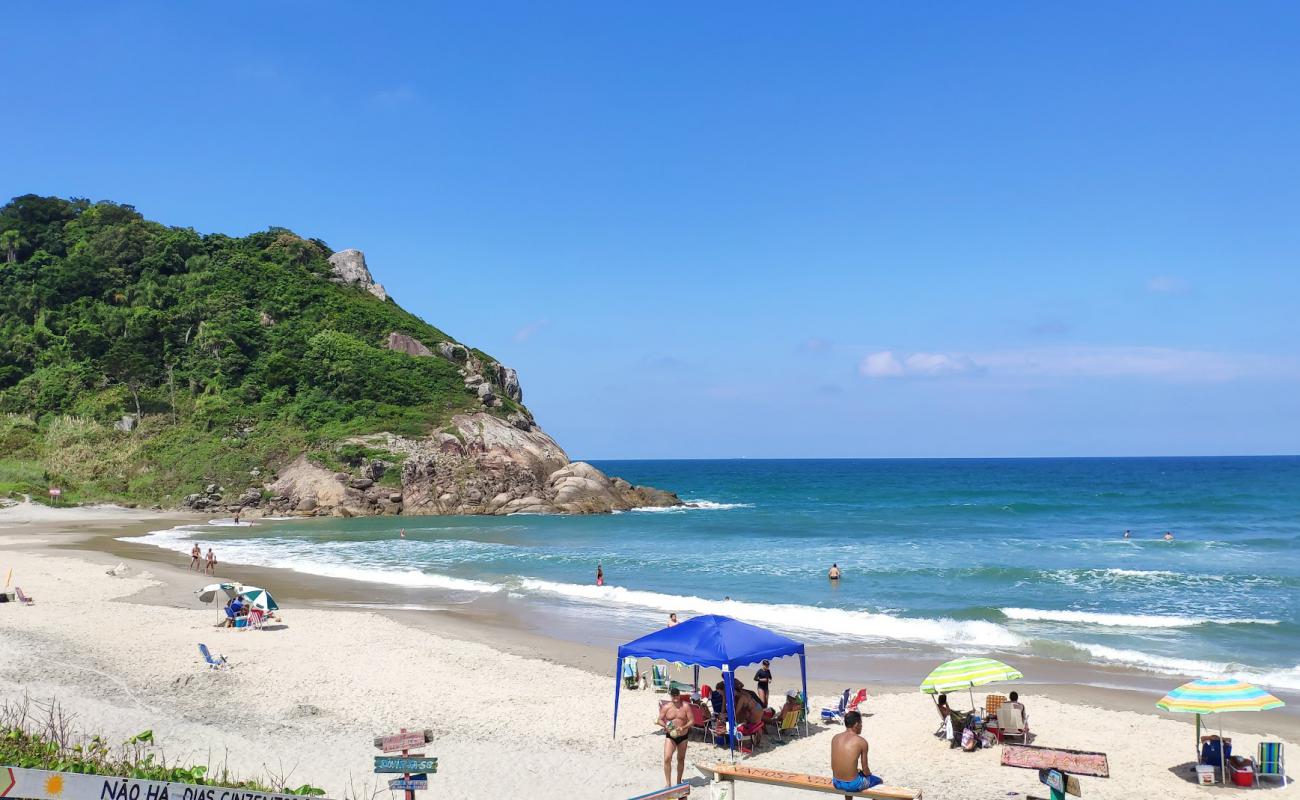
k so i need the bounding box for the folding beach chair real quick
[1257,742,1288,785]
[996,705,1028,744]
[984,693,1006,717]
[14,586,34,605]
[652,664,669,692]
[845,688,867,714]
[821,688,850,721]
[247,608,266,630]
[198,643,228,669]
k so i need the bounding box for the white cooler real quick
[1196,764,1216,785]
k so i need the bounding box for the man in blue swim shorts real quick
[831,710,883,795]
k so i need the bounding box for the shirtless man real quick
[828,563,842,580]
[731,679,765,747]
[657,687,692,786]
[831,710,882,795]
[205,547,217,576]
[190,543,202,571]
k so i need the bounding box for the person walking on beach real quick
[828,563,842,580]
[596,563,604,586]
[189,543,202,571]
[754,659,773,707]
[657,687,692,787]
[205,547,217,576]
[831,710,882,795]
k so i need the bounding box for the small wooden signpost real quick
[373,728,435,800]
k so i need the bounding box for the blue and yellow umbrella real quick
[1157,678,1284,783]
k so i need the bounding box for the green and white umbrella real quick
[240,586,279,612]
[920,657,1024,709]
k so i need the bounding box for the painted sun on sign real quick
[44,774,64,796]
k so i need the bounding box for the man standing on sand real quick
[831,710,882,795]
[205,547,217,576]
[657,687,692,787]
[190,543,202,571]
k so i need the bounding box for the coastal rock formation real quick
[262,412,681,516]
[385,332,433,357]
[327,249,387,301]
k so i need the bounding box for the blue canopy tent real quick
[613,614,808,755]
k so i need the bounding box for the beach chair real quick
[652,664,669,692]
[1257,742,1287,785]
[198,643,227,669]
[14,586,34,605]
[822,688,850,721]
[735,720,763,754]
[984,693,1006,717]
[247,608,266,630]
[775,707,803,741]
[689,702,710,741]
[995,705,1028,744]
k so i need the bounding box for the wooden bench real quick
[697,763,922,799]
[627,782,691,800]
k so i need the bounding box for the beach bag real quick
[961,727,977,751]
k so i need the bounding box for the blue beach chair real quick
[1257,742,1288,786]
[199,643,228,669]
[821,688,850,721]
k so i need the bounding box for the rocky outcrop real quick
[261,413,680,516]
[327,249,387,301]
[385,332,433,357]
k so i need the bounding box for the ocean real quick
[121,456,1300,690]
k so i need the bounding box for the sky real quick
[4,2,1298,458]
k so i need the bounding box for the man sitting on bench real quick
[831,710,883,795]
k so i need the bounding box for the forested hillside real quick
[0,194,521,505]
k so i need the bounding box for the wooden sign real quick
[1002,745,1110,778]
[387,775,428,791]
[373,730,431,752]
[0,766,333,800]
[48,488,62,498]
[626,782,690,800]
[374,757,437,774]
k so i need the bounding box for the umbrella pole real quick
[1219,718,1226,785]
[968,684,975,713]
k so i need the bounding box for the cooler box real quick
[1196,765,1216,785]
[1230,765,1254,787]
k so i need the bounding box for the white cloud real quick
[858,350,977,378]
[858,346,1296,383]
[859,351,905,378]
[513,319,550,343]
[1146,275,1191,294]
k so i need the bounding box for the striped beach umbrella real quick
[1157,678,1284,783]
[240,586,279,612]
[920,657,1023,709]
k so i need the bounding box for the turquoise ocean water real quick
[123,457,1300,689]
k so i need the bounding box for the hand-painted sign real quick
[373,731,431,753]
[1002,745,1110,778]
[386,776,428,792]
[373,757,437,774]
[0,767,332,800]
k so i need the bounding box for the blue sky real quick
[5,2,1298,457]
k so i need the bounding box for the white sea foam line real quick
[1066,641,1300,691]
[516,578,1024,649]
[1002,607,1278,628]
[117,527,501,594]
[631,500,754,512]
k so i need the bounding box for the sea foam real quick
[1001,607,1278,628]
[517,578,1024,648]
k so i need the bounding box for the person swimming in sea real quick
[1163,531,1175,541]
[596,563,605,586]
[828,563,842,580]
[1123,529,1131,539]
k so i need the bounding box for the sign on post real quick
[387,775,429,791]
[374,730,432,753]
[1041,769,1065,794]
[1002,745,1110,778]
[374,757,437,774]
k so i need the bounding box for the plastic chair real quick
[198,643,228,669]
[1257,742,1288,785]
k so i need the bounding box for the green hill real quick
[0,194,526,506]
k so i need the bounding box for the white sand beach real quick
[2,504,1297,799]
